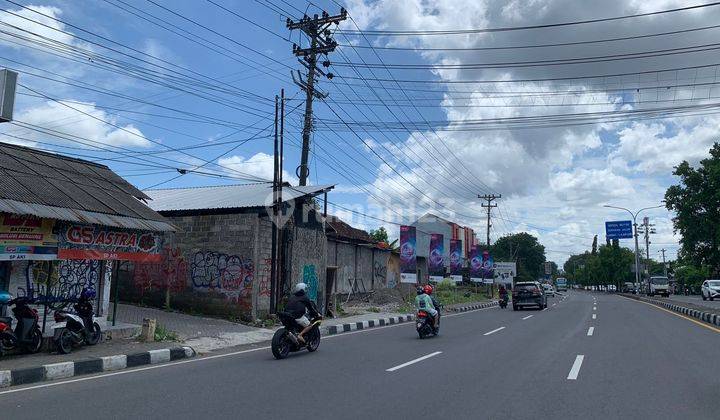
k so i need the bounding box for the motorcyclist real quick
[499,284,509,303]
[286,283,319,344]
[415,285,439,329]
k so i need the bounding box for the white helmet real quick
[294,282,307,293]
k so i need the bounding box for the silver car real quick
[542,283,555,297]
[701,280,720,301]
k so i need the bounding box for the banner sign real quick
[605,220,633,240]
[428,233,444,282]
[399,225,417,283]
[0,215,58,260]
[482,250,494,284]
[469,245,482,283]
[494,261,516,284]
[57,223,162,262]
[449,239,462,283]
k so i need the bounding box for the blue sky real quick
[4,0,719,265]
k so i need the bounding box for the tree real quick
[665,142,720,276]
[369,226,389,243]
[591,235,598,255]
[491,232,546,282]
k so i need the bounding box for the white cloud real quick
[218,153,298,184]
[6,100,153,148]
[0,5,81,50]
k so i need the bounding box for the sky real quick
[2,0,717,266]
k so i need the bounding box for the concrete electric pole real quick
[659,248,668,278]
[287,9,347,186]
[479,194,501,247]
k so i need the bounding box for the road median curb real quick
[0,346,195,389]
[621,294,720,328]
[324,315,415,336]
[446,301,497,313]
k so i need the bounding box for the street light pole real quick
[603,204,665,294]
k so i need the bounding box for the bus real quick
[555,277,568,292]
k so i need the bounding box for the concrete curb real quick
[0,346,195,388]
[445,301,498,313]
[622,294,720,328]
[324,314,415,335]
[323,302,498,336]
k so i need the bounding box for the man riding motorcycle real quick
[285,283,319,344]
[415,285,439,329]
[499,284,509,301]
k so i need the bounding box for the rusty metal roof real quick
[0,142,174,231]
[145,183,334,212]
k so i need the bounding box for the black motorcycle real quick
[271,312,322,359]
[499,296,508,309]
[53,298,101,354]
[0,296,43,357]
[416,309,440,339]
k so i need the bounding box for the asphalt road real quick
[666,294,720,309]
[1,291,719,420]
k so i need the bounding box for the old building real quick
[0,142,173,333]
[412,213,478,278]
[325,216,394,297]
[136,183,333,320]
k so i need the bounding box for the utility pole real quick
[287,9,347,186]
[270,90,285,314]
[638,216,656,275]
[659,248,668,277]
[479,194,500,298]
[478,194,501,246]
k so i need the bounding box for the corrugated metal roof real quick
[0,142,173,231]
[145,183,334,212]
[0,199,175,231]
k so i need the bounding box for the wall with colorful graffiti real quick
[289,224,327,310]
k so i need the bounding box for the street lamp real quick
[603,204,665,293]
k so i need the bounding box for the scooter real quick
[52,289,101,354]
[416,309,440,339]
[271,311,322,359]
[0,295,43,357]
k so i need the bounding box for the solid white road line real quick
[592,314,597,319]
[552,303,557,307]
[386,351,442,372]
[483,326,506,336]
[587,327,594,336]
[522,315,533,320]
[567,355,585,380]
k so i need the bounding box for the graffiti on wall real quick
[190,251,254,303]
[25,259,99,309]
[373,260,387,287]
[302,264,318,302]
[258,258,271,297]
[133,247,188,294]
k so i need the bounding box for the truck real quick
[555,277,568,292]
[647,276,670,297]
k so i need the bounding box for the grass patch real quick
[434,280,489,306]
[153,324,179,342]
[367,306,381,313]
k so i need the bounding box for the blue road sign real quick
[605,220,633,239]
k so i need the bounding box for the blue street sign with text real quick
[605,220,633,239]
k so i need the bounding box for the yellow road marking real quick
[620,296,720,334]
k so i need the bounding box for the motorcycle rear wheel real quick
[24,326,43,353]
[86,323,102,346]
[306,328,321,352]
[271,329,291,359]
[56,329,73,354]
[0,331,16,357]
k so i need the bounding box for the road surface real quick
[1,292,719,419]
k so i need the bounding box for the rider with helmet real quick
[415,284,439,329]
[286,283,319,344]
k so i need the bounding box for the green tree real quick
[369,226,389,243]
[665,142,720,275]
[491,232,546,282]
[673,264,709,292]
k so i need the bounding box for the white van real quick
[648,276,670,297]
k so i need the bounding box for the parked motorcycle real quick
[416,310,440,339]
[52,289,101,354]
[0,295,43,357]
[271,311,322,359]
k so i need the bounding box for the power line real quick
[337,23,720,51]
[336,1,720,35]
